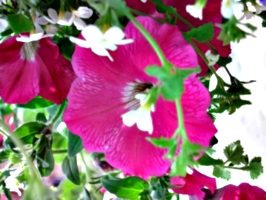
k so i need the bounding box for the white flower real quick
[254,4,266,14]
[221,0,244,19]
[5,171,24,196]
[71,7,93,30]
[70,25,133,61]
[140,0,147,2]
[121,93,155,134]
[239,10,254,20]
[0,0,6,5]
[0,18,8,32]
[45,8,72,26]
[205,50,220,66]
[186,4,204,20]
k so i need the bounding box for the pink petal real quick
[224,183,266,200]
[171,169,216,199]
[0,37,39,103]
[37,38,75,104]
[126,0,231,76]
[0,36,75,104]
[64,17,215,178]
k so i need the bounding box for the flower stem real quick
[49,101,67,125]
[52,149,68,154]
[80,151,103,200]
[126,14,170,68]
[0,119,44,197]
[174,98,187,139]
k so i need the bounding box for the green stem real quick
[80,151,103,200]
[52,149,68,154]
[49,101,67,125]
[173,98,186,139]
[126,13,170,68]
[0,119,44,197]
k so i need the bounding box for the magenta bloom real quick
[126,0,231,76]
[63,17,216,178]
[222,183,266,200]
[170,169,216,199]
[0,36,75,104]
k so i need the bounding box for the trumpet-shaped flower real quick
[0,36,75,104]
[221,0,244,19]
[63,17,217,178]
[69,25,133,61]
[125,0,231,76]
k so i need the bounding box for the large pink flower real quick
[170,169,216,199]
[205,183,266,200]
[63,17,217,178]
[0,36,75,104]
[126,0,231,75]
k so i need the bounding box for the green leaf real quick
[183,23,214,43]
[146,66,200,100]
[58,179,84,200]
[68,132,83,157]
[7,13,34,34]
[0,149,11,163]
[213,166,231,180]
[101,176,149,199]
[107,0,130,16]
[217,57,232,67]
[36,113,47,123]
[17,96,54,109]
[198,153,224,166]
[4,122,46,149]
[248,157,263,179]
[170,151,188,177]
[62,156,81,185]
[223,140,244,165]
[37,146,55,177]
[146,137,176,149]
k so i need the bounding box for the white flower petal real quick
[69,36,91,48]
[91,45,113,61]
[73,17,86,30]
[75,7,93,19]
[36,16,48,25]
[5,176,22,196]
[82,25,103,41]
[48,8,58,22]
[186,4,203,20]
[64,11,73,22]
[205,50,220,66]
[0,18,8,32]
[121,110,138,127]
[114,38,134,45]
[104,26,125,42]
[136,108,153,134]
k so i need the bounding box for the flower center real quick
[121,81,155,134]
[122,81,153,110]
[20,42,39,61]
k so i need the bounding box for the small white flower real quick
[70,7,93,30]
[45,8,72,26]
[186,4,204,20]
[5,171,24,196]
[121,94,155,134]
[0,18,8,32]
[140,0,147,3]
[254,4,266,14]
[205,50,220,66]
[239,10,254,20]
[221,0,244,19]
[70,25,133,61]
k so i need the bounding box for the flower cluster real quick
[0,0,265,200]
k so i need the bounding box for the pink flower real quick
[63,17,217,178]
[0,36,75,104]
[126,0,231,76]
[205,183,266,200]
[170,169,216,199]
